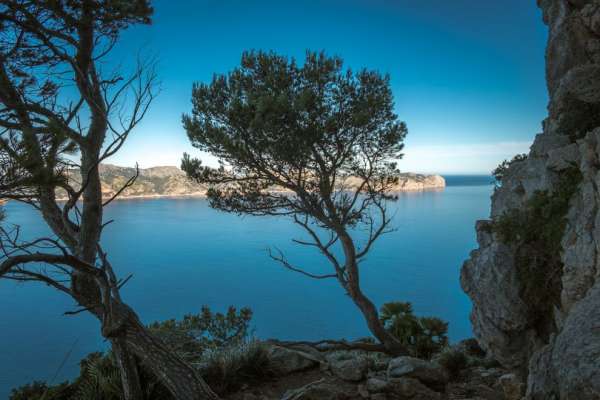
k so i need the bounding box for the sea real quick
[0,175,494,397]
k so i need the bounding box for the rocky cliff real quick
[461,1,600,399]
[59,165,445,200]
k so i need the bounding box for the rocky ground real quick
[224,340,521,400]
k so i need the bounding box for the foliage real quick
[379,302,448,359]
[437,348,468,380]
[199,340,275,395]
[73,353,123,400]
[10,306,260,399]
[9,381,73,400]
[492,153,528,185]
[148,306,253,362]
[492,166,583,335]
[182,51,406,217]
[182,49,408,352]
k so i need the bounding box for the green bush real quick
[9,381,73,400]
[379,302,448,359]
[492,154,528,186]
[437,348,468,380]
[10,306,258,399]
[73,353,123,400]
[148,305,253,362]
[199,340,275,395]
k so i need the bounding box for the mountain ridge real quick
[58,164,446,201]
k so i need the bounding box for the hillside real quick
[58,165,445,200]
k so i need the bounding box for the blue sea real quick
[0,175,493,397]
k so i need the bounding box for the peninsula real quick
[57,164,446,201]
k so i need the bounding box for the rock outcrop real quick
[230,342,509,400]
[461,1,600,399]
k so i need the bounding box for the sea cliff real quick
[461,1,600,398]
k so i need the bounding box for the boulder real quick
[387,356,448,391]
[280,379,360,400]
[268,345,319,375]
[365,378,389,393]
[387,378,442,400]
[498,373,524,400]
[328,356,368,382]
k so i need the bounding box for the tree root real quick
[266,338,388,353]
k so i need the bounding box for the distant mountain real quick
[58,164,206,200]
[57,165,445,200]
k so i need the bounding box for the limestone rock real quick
[365,378,389,393]
[549,281,600,399]
[387,356,448,391]
[280,379,360,400]
[327,356,368,382]
[499,373,524,400]
[461,1,600,399]
[268,346,319,376]
[386,378,442,400]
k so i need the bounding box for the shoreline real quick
[53,185,446,202]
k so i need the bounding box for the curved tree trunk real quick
[108,302,221,400]
[112,338,144,400]
[348,284,407,356]
[338,232,408,356]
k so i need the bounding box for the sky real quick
[106,0,549,175]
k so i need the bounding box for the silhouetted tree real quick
[0,2,218,399]
[182,50,408,355]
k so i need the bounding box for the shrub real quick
[10,306,256,399]
[199,340,275,395]
[9,381,73,400]
[379,302,448,359]
[73,353,123,400]
[148,306,253,362]
[437,348,468,380]
[492,153,528,186]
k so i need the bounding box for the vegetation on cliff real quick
[492,166,583,336]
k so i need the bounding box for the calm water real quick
[0,176,492,397]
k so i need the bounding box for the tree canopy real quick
[183,50,409,354]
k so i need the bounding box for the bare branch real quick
[267,247,337,280]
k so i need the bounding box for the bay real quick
[0,176,492,397]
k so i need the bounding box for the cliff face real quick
[461,1,600,399]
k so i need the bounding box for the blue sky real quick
[107,0,548,174]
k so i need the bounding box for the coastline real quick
[54,185,446,202]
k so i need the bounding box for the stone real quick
[280,379,359,400]
[365,378,389,393]
[387,356,448,391]
[387,378,442,400]
[357,384,369,399]
[268,345,319,375]
[328,356,368,382]
[498,373,524,400]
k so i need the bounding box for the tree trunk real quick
[112,338,144,400]
[338,231,408,356]
[348,285,407,356]
[108,302,221,400]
